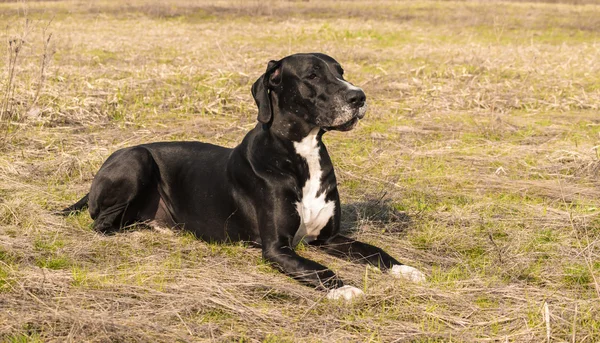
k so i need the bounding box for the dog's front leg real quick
[261,243,341,289]
[312,235,426,283]
[261,243,365,300]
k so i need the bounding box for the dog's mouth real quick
[324,103,367,132]
[325,116,359,131]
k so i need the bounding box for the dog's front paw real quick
[326,285,364,301]
[390,265,426,283]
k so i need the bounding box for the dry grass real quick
[1,0,599,342]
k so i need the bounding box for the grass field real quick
[1,0,599,342]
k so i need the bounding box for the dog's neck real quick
[267,99,323,143]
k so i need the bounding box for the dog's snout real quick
[346,89,366,108]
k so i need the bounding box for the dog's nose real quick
[346,89,366,108]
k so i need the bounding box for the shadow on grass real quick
[340,198,412,236]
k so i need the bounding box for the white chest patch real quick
[292,128,336,246]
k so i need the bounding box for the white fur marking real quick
[390,265,427,283]
[292,128,335,246]
[337,77,362,92]
[326,285,364,301]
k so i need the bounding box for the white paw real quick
[326,285,365,301]
[390,265,426,283]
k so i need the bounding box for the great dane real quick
[61,53,425,300]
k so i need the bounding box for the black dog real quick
[62,53,425,300]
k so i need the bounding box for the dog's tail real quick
[57,193,89,216]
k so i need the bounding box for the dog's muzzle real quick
[324,102,368,132]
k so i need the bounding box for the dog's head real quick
[252,53,367,134]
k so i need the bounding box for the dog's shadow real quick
[340,198,411,236]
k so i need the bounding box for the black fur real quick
[61,53,403,291]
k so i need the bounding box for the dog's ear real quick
[252,60,282,124]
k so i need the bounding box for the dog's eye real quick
[307,73,318,80]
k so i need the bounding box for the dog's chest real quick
[292,130,336,246]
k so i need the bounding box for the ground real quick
[0,0,599,342]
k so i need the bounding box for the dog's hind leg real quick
[56,193,89,215]
[88,146,160,234]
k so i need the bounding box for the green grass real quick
[0,263,14,293]
[2,333,43,343]
[0,0,599,342]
